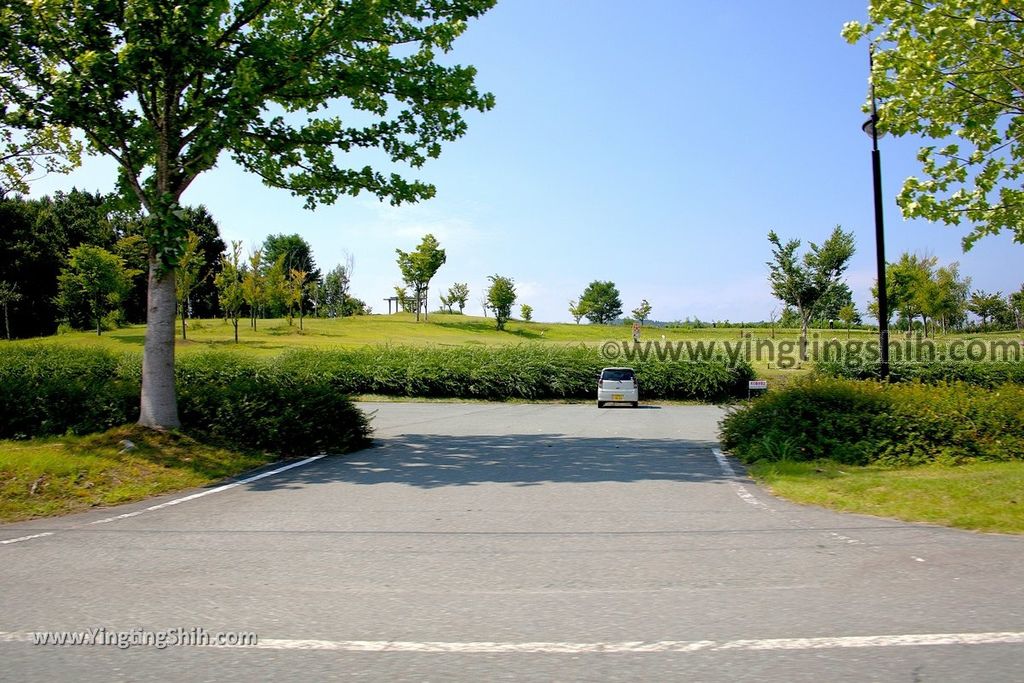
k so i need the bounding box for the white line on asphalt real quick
[87,454,330,525]
[238,631,1024,652]
[0,454,330,546]
[711,448,776,512]
[0,533,54,545]
[4,630,1024,652]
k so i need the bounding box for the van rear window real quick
[601,369,635,381]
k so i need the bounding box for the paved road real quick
[1,402,1023,682]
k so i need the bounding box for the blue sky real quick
[29,1,1022,323]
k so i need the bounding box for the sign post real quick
[747,379,768,399]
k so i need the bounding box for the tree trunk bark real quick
[798,306,809,361]
[139,257,181,429]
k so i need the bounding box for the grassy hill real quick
[11,313,1020,383]
[23,312,857,352]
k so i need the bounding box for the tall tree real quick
[396,233,447,321]
[446,282,470,313]
[844,4,1024,249]
[631,299,652,326]
[767,226,856,360]
[0,0,495,428]
[323,264,351,318]
[1010,285,1024,331]
[288,268,307,328]
[0,280,21,339]
[811,282,857,325]
[242,249,265,330]
[262,234,320,285]
[838,303,858,340]
[114,233,150,323]
[969,290,1006,329]
[486,275,516,331]
[931,262,971,334]
[264,255,289,320]
[568,299,588,325]
[55,245,135,335]
[579,281,623,325]
[306,279,325,319]
[214,241,245,343]
[394,286,414,314]
[0,191,127,337]
[174,231,203,340]
[181,206,226,319]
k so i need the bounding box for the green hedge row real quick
[719,377,1024,466]
[0,346,371,456]
[815,359,1024,387]
[273,345,754,401]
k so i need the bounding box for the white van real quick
[597,367,639,408]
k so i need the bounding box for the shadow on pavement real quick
[247,433,729,491]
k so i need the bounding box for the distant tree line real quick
[0,191,367,339]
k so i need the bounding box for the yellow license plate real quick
[612,394,624,400]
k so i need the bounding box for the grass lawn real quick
[747,459,1024,534]
[17,313,896,384]
[20,314,1020,387]
[0,426,277,523]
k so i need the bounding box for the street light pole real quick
[863,48,890,380]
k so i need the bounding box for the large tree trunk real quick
[139,258,181,429]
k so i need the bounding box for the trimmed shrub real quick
[274,345,755,401]
[0,347,371,456]
[175,353,371,456]
[719,377,1024,466]
[816,359,1024,387]
[0,343,753,449]
[0,346,139,438]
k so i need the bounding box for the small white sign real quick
[748,380,768,390]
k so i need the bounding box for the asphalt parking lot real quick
[2,402,1023,682]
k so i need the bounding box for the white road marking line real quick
[828,532,863,546]
[235,631,1024,652]
[711,448,776,512]
[4,631,1023,652]
[88,453,329,525]
[0,454,329,546]
[0,532,54,545]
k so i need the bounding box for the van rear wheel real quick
[597,401,605,409]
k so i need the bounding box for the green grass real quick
[0,425,277,522]
[747,459,1024,534]
[14,313,888,383]
[22,314,1019,387]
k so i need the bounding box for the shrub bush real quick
[0,346,139,438]
[274,345,755,401]
[175,353,371,456]
[0,343,753,450]
[815,359,1024,387]
[0,346,371,455]
[719,377,1024,466]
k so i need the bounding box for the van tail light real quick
[633,378,638,388]
[598,379,603,388]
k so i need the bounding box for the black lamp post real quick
[863,48,890,380]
